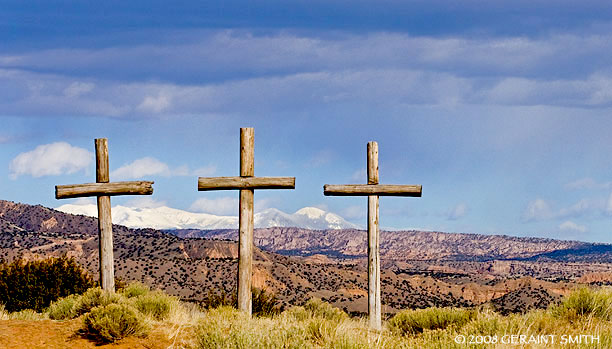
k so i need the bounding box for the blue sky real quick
[2,1,612,242]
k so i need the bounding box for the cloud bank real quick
[9,142,93,179]
[2,32,612,118]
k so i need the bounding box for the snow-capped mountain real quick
[56,204,361,230]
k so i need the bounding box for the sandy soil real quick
[0,319,176,349]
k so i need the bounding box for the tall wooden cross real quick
[197,127,295,315]
[324,141,422,330]
[55,138,154,291]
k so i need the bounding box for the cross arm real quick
[55,181,154,199]
[324,184,422,197]
[198,176,295,191]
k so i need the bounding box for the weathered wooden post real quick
[324,141,422,330]
[197,127,295,315]
[55,138,154,291]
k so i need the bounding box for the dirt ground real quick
[0,319,177,349]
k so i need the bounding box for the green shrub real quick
[132,291,177,320]
[0,256,96,312]
[48,294,80,320]
[121,282,150,298]
[74,287,122,316]
[303,298,348,322]
[252,288,283,317]
[201,288,283,317]
[284,306,310,321]
[552,287,612,321]
[7,308,47,320]
[388,307,476,336]
[201,289,235,309]
[196,307,308,349]
[306,317,339,346]
[83,303,149,343]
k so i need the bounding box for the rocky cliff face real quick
[169,226,590,261]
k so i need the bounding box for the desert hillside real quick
[2,199,612,315]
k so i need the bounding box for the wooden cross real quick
[197,127,295,315]
[55,138,154,291]
[324,141,422,330]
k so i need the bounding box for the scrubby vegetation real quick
[551,287,612,321]
[194,286,612,348]
[201,287,284,317]
[0,256,95,312]
[42,283,179,342]
[132,290,178,320]
[1,282,612,347]
[83,303,149,343]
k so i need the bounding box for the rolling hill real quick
[2,199,612,315]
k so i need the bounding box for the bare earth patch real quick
[0,319,174,349]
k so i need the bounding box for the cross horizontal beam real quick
[198,176,295,191]
[323,184,422,196]
[55,181,154,199]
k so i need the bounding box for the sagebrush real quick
[0,256,95,312]
[83,303,149,343]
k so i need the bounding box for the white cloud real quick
[69,197,95,206]
[63,82,94,97]
[137,93,171,113]
[254,198,279,213]
[446,203,469,221]
[564,177,611,190]
[110,157,215,179]
[558,220,588,234]
[524,196,610,222]
[558,199,599,219]
[341,205,365,220]
[189,196,277,215]
[606,193,612,215]
[124,197,167,209]
[193,165,217,176]
[9,142,93,179]
[111,157,171,179]
[0,32,609,120]
[313,203,329,211]
[190,197,238,215]
[522,199,554,222]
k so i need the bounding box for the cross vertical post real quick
[55,138,154,291]
[239,128,255,314]
[197,127,295,316]
[367,141,381,329]
[95,139,115,290]
[324,141,422,330]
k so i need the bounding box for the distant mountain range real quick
[2,199,612,314]
[168,227,612,263]
[56,204,360,230]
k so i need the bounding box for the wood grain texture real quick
[95,138,109,183]
[238,189,254,315]
[323,184,422,196]
[240,128,254,177]
[197,127,296,317]
[323,140,422,330]
[95,138,113,291]
[368,194,381,330]
[367,141,379,185]
[97,195,115,291]
[55,181,154,199]
[198,177,295,191]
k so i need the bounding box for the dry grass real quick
[1,286,611,348]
